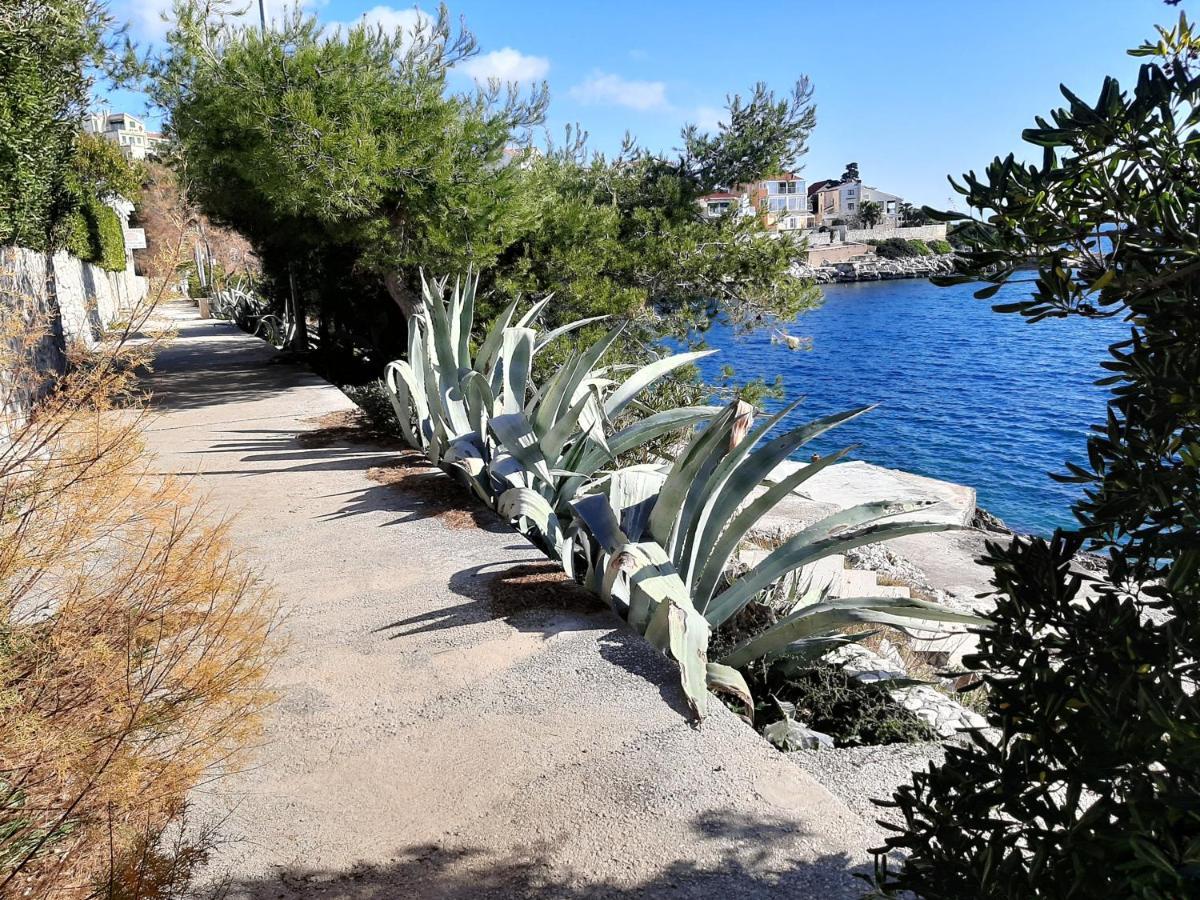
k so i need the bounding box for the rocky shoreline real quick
[796,252,959,284]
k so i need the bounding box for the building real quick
[83,112,169,161]
[743,173,811,232]
[811,177,903,228]
[697,190,742,219]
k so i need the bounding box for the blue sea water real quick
[687,277,1127,536]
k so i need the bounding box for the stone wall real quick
[2,247,67,424]
[794,253,958,284]
[842,223,948,243]
[804,242,875,266]
[2,244,148,422]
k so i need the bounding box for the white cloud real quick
[568,71,668,112]
[691,105,725,133]
[118,0,327,42]
[459,47,549,84]
[325,5,432,37]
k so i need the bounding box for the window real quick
[768,198,787,211]
[777,181,799,194]
[847,201,856,210]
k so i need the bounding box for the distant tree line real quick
[146,1,822,380]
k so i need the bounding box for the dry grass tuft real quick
[298,409,404,450]
[1,261,277,898]
[365,460,503,531]
[485,562,602,618]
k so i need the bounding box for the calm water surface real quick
[689,278,1127,535]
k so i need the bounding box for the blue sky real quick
[105,0,1184,206]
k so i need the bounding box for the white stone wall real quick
[842,223,948,243]
[2,243,148,423]
[1,246,68,423]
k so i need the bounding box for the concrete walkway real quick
[144,304,880,899]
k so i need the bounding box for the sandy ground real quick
[143,304,882,899]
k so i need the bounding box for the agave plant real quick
[383,273,719,556]
[569,399,985,718]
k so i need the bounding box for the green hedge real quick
[89,199,126,271]
[61,207,93,260]
[57,193,127,270]
[865,237,953,258]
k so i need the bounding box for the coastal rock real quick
[794,253,958,284]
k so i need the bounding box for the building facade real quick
[83,112,169,161]
[812,178,903,228]
[744,173,811,232]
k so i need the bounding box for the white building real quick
[83,112,169,161]
[745,173,812,232]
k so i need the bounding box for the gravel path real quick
[145,304,883,899]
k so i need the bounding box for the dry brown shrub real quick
[133,163,258,282]
[0,259,276,898]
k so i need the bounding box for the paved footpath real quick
[145,303,880,898]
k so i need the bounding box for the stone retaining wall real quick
[843,223,948,243]
[2,243,147,421]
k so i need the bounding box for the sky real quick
[103,0,1187,207]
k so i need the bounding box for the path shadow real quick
[375,559,607,640]
[146,323,305,411]
[206,808,870,898]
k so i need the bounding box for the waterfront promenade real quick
[144,304,878,898]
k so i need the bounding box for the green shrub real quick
[59,208,93,260]
[875,15,1200,898]
[907,238,931,256]
[0,3,115,251]
[750,662,937,747]
[89,198,125,271]
[927,239,953,254]
[870,238,912,259]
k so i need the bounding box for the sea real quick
[687,277,1128,536]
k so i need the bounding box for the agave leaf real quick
[474,295,521,377]
[766,633,873,672]
[533,315,610,352]
[706,662,754,723]
[540,388,598,462]
[684,406,874,593]
[718,596,986,668]
[692,447,853,610]
[456,271,477,363]
[382,359,427,450]
[497,487,558,537]
[488,411,553,485]
[531,351,581,438]
[500,327,535,415]
[647,402,740,551]
[561,406,722,504]
[673,400,801,585]
[422,273,459,378]
[570,493,630,556]
[515,293,553,328]
[603,349,718,419]
[704,503,959,628]
[644,583,711,719]
[603,466,668,542]
[459,370,495,438]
